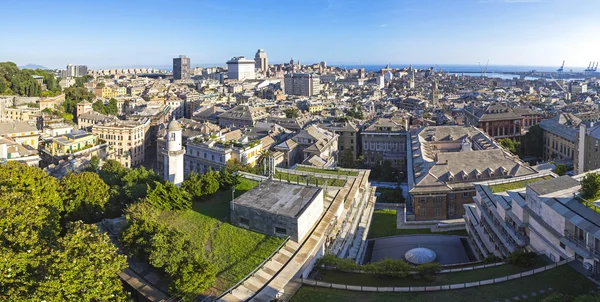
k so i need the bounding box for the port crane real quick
[584,61,598,73]
[478,59,489,77]
[557,60,565,72]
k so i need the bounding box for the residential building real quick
[185,133,263,175]
[569,81,588,94]
[44,123,73,137]
[575,123,600,174]
[92,118,151,168]
[218,105,269,128]
[0,121,41,147]
[0,137,40,166]
[44,130,98,156]
[321,121,359,162]
[274,125,338,168]
[65,64,88,78]
[173,55,191,81]
[466,171,600,275]
[407,126,537,221]
[78,112,117,130]
[284,73,321,97]
[361,117,408,172]
[2,106,40,121]
[166,99,185,119]
[227,56,256,81]
[539,113,581,162]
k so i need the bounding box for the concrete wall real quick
[231,190,324,243]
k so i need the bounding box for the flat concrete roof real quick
[232,180,322,218]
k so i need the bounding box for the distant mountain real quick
[19,64,49,70]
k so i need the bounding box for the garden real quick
[295,166,359,176]
[489,175,553,193]
[273,170,347,187]
[368,209,468,239]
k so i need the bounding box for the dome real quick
[167,120,182,132]
[404,247,436,265]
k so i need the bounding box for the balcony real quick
[563,230,600,260]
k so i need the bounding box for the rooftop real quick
[232,180,322,218]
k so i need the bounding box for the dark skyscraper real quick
[173,55,190,80]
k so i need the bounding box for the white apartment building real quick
[166,99,185,119]
[227,56,256,81]
[92,118,150,168]
[283,73,321,97]
[466,170,600,275]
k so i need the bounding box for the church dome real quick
[167,120,182,132]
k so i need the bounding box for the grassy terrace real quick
[316,258,547,287]
[575,196,600,214]
[295,166,359,176]
[163,178,285,294]
[274,171,347,187]
[368,209,468,238]
[489,176,554,193]
[292,264,596,302]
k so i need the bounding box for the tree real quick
[523,124,544,158]
[201,171,220,196]
[87,155,101,171]
[60,172,111,223]
[347,105,364,119]
[338,148,361,168]
[121,166,161,202]
[217,170,239,190]
[145,181,192,210]
[37,222,128,301]
[284,108,300,118]
[580,172,600,199]
[498,138,521,156]
[554,163,567,176]
[0,162,127,300]
[63,86,95,115]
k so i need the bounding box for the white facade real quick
[163,120,185,186]
[227,56,256,81]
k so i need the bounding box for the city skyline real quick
[2,0,600,69]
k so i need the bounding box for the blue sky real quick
[2,0,599,69]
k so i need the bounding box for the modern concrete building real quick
[173,55,191,81]
[91,118,151,168]
[227,56,256,81]
[407,126,537,221]
[284,73,321,97]
[65,64,88,78]
[254,49,268,72]
[231,180,324,243]
[321,121,359,162]
[466,171,600,275]
[361,117,408,172]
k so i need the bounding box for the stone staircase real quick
[218,240,300,302]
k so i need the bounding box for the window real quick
[448,205,455,216]
[420,197,426,204]
[463,192,470,198]
[240,218,249,227]
[435,196,442,203]
[435,208,441,217]
[275,227,287,235]
[420,208,427,217]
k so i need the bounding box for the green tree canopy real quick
[38,222,128,301]
[61,172,111,223]
[498,138,521,156]
[284,107,300,118]
[523,124,544,158]
[146,181,192,210]
[580,172,600,199]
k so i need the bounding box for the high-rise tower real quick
[254,49,268,72]
[173,55,190,80]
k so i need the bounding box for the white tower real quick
[164,120,185,186]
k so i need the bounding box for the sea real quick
[338,64,588,81]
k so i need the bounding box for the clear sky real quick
[2,0,599,69]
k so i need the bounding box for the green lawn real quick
[292,264,597,302]
[274,171,347,187]
[192,178,258,221]
[159,178,285,294]
[295,166,359,176]
[489,176,554,193]
[368,209,468,238]
[316,258,547,287]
